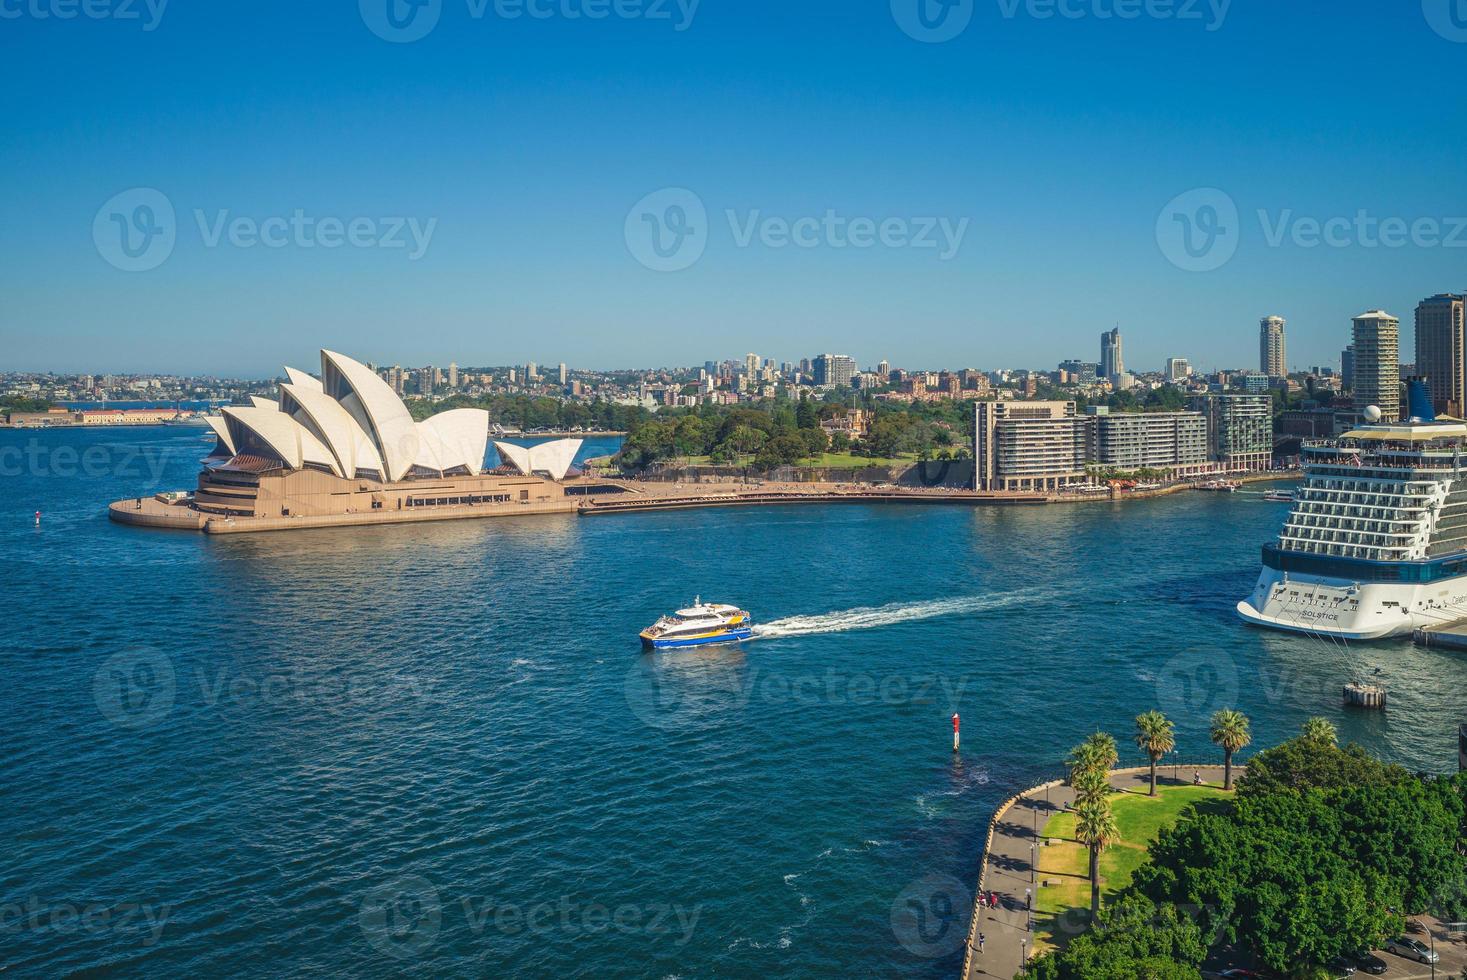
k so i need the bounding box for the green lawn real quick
[1033,783,1226,951]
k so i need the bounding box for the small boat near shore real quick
[640,599,754,649]
[1261,489,1295,502]
[1199,480,1241,493]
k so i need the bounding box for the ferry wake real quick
[1238,380,1467,640]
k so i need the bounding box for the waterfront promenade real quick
[960,765,1232,980]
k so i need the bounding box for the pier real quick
[1413,619,1467,651]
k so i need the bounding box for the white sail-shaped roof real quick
[222,406,307,469]
[204,415,236,458]
[495,441,534,476]
[284,367,322,391]
[279,381,383,479]
[420,410,490,476]
[494,438,582,481]
[249,396,280,410]
[321,350,420,481]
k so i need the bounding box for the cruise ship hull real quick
[1234,568,1464,639]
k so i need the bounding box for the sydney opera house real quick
[110,350,594,533]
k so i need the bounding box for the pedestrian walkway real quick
[961,764,1232,980]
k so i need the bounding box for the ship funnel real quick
[1407,377,1436,424]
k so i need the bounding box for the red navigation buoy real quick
[35,510,41,526]
[952,712,960,752]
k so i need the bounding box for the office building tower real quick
[1100,327,1124,381]
[1415,294,1467,416]
[1341,345,1355,390]
[558,363,568,385]
[1352,311,1401,421]
[1260,316,1287,378]
[1165,358,1192,382]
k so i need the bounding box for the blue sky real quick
[2,0,1465,377]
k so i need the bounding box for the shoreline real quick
[106,471,1299,535]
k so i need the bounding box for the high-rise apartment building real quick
[1415,294,1467,416]
[526,362,538,382]
[745,353,760,378]
[558,363,568,385]
[812,354,857,388]
[1165,358,1192,382]
[1092,411,1210,477]
[1100,327,1124,381]
[1260,316,1286,377]
[973,401,1089,492]
[1352,310,1401,421]
[1189,394,1272,471]
[447,362,458,389]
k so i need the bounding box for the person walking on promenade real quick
[978,932,985,954]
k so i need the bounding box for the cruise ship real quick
[640,600,754,650]
[1237,381,1467,640]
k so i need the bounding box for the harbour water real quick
[4,426,1465,977]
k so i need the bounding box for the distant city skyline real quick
[4,5,1465,376]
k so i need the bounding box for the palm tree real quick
[1209,709,1252,790]
[1133,710,1176,797]
[1073,796,1120,918]
[1066,732,1118,789]
[1071,766,1110,806]
[1301,716,1337,746]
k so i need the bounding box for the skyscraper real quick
[1352,310,1401,421]
[526,362,538,382]
[745,353,760,378]
[1341,345,1355,390]
[1415,294,1467,416]
[1260,316,1286,378]
[812,354,857,388]
[1100,327,1123,381]
[448,362,458,389]
[1165,357,1192,382]
[558,363,568,385]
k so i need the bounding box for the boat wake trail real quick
[752,588,1054,640]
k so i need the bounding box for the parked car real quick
[1353,953,1387,975]
[1325,955,1357,976]
[1218,971,1267,979]
[1384,935,1439,963]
